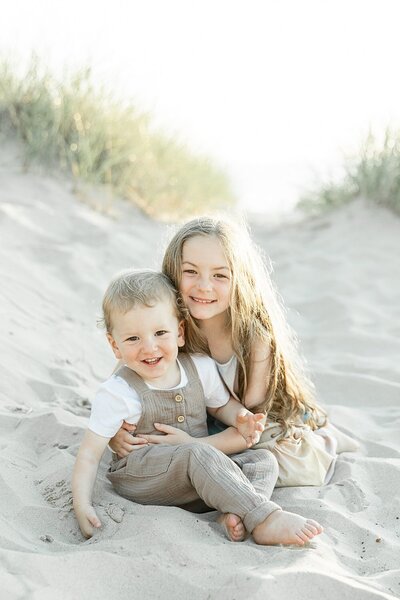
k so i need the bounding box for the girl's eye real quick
[183,269,197,275]
[155,330,168,336]
[214,273,228,279]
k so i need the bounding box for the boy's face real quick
[107,300,185,387]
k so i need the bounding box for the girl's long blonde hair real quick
[162,216,326,433]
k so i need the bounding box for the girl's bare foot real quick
[217,513,246,542]
[252,509,323,546]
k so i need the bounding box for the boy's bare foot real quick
[252,509,323,546]
[217,513,246,542]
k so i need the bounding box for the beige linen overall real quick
[107,354,280,532]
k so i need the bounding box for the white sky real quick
[2,0,400,216]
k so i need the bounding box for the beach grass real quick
[0,57,236,219]
[298,130,400,215]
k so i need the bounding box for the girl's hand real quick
[138,423,192,446]
[109,423,148,458]
[74,503,102,539]
[236,412,265,447]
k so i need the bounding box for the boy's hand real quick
[74,503,102,539]
[138,423,192,446]
[236,412,265,447]
[109,423,148,458]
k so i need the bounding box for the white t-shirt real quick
[88,354,230,438]
[215,355,239,401]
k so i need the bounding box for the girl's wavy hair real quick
[100,268,187,334]
[162,216,325,432]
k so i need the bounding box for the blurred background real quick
[1,0,400,220]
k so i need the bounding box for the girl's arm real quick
[139,422,252,454]
[72,430,110,538]
[138,397,264,454]
[242,338,272,410]
[207,399,264,447]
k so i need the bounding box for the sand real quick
[1,138,399,599]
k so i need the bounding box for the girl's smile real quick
[190,297,217,304]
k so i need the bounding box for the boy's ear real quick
[107,333,122,359]
[177,320,185,347]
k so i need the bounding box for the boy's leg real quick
[109,443,323,545]
[109,442,279,532]
[218,448,278,541]
[230,448,278,499]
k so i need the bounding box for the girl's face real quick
[180,235,232,323]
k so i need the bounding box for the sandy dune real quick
[1,139,399,599]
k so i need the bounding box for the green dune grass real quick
[298,130,400,215]
[0,58,236,219]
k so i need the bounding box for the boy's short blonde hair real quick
[101,269,182,333]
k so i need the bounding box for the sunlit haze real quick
[2,0,400,217]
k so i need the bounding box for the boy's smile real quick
[142,357,162,365]
[180,235,231,323]
[107,301,185,388]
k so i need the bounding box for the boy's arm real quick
[109,424,148,457]
[72,430,110,538]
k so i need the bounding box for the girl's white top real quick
[89,354,229,438]
[215,355,240,401]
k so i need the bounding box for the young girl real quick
[111,216,357,486]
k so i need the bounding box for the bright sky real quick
[2,0,400,216]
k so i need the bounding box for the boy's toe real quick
[307,519,323,533]
[295,534,306,545]
[304,523,318,536]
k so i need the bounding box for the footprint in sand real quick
[28,379,58,403]
[104,504,125,523]
[41,479,73,511]
[49,367,88,387]
[5,405,32,414]
[28,378,91,415]
[332,478,369,513]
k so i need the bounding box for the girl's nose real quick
[198,276,212,291]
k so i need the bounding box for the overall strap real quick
[178,353,201,384]
[114,365,149,394]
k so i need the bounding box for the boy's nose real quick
[142,338,158,353]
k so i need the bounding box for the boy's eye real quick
[126,336,139,342]
[155,330,168,336]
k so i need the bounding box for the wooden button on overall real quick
[175,394,183,402]
[177,415,185,423]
